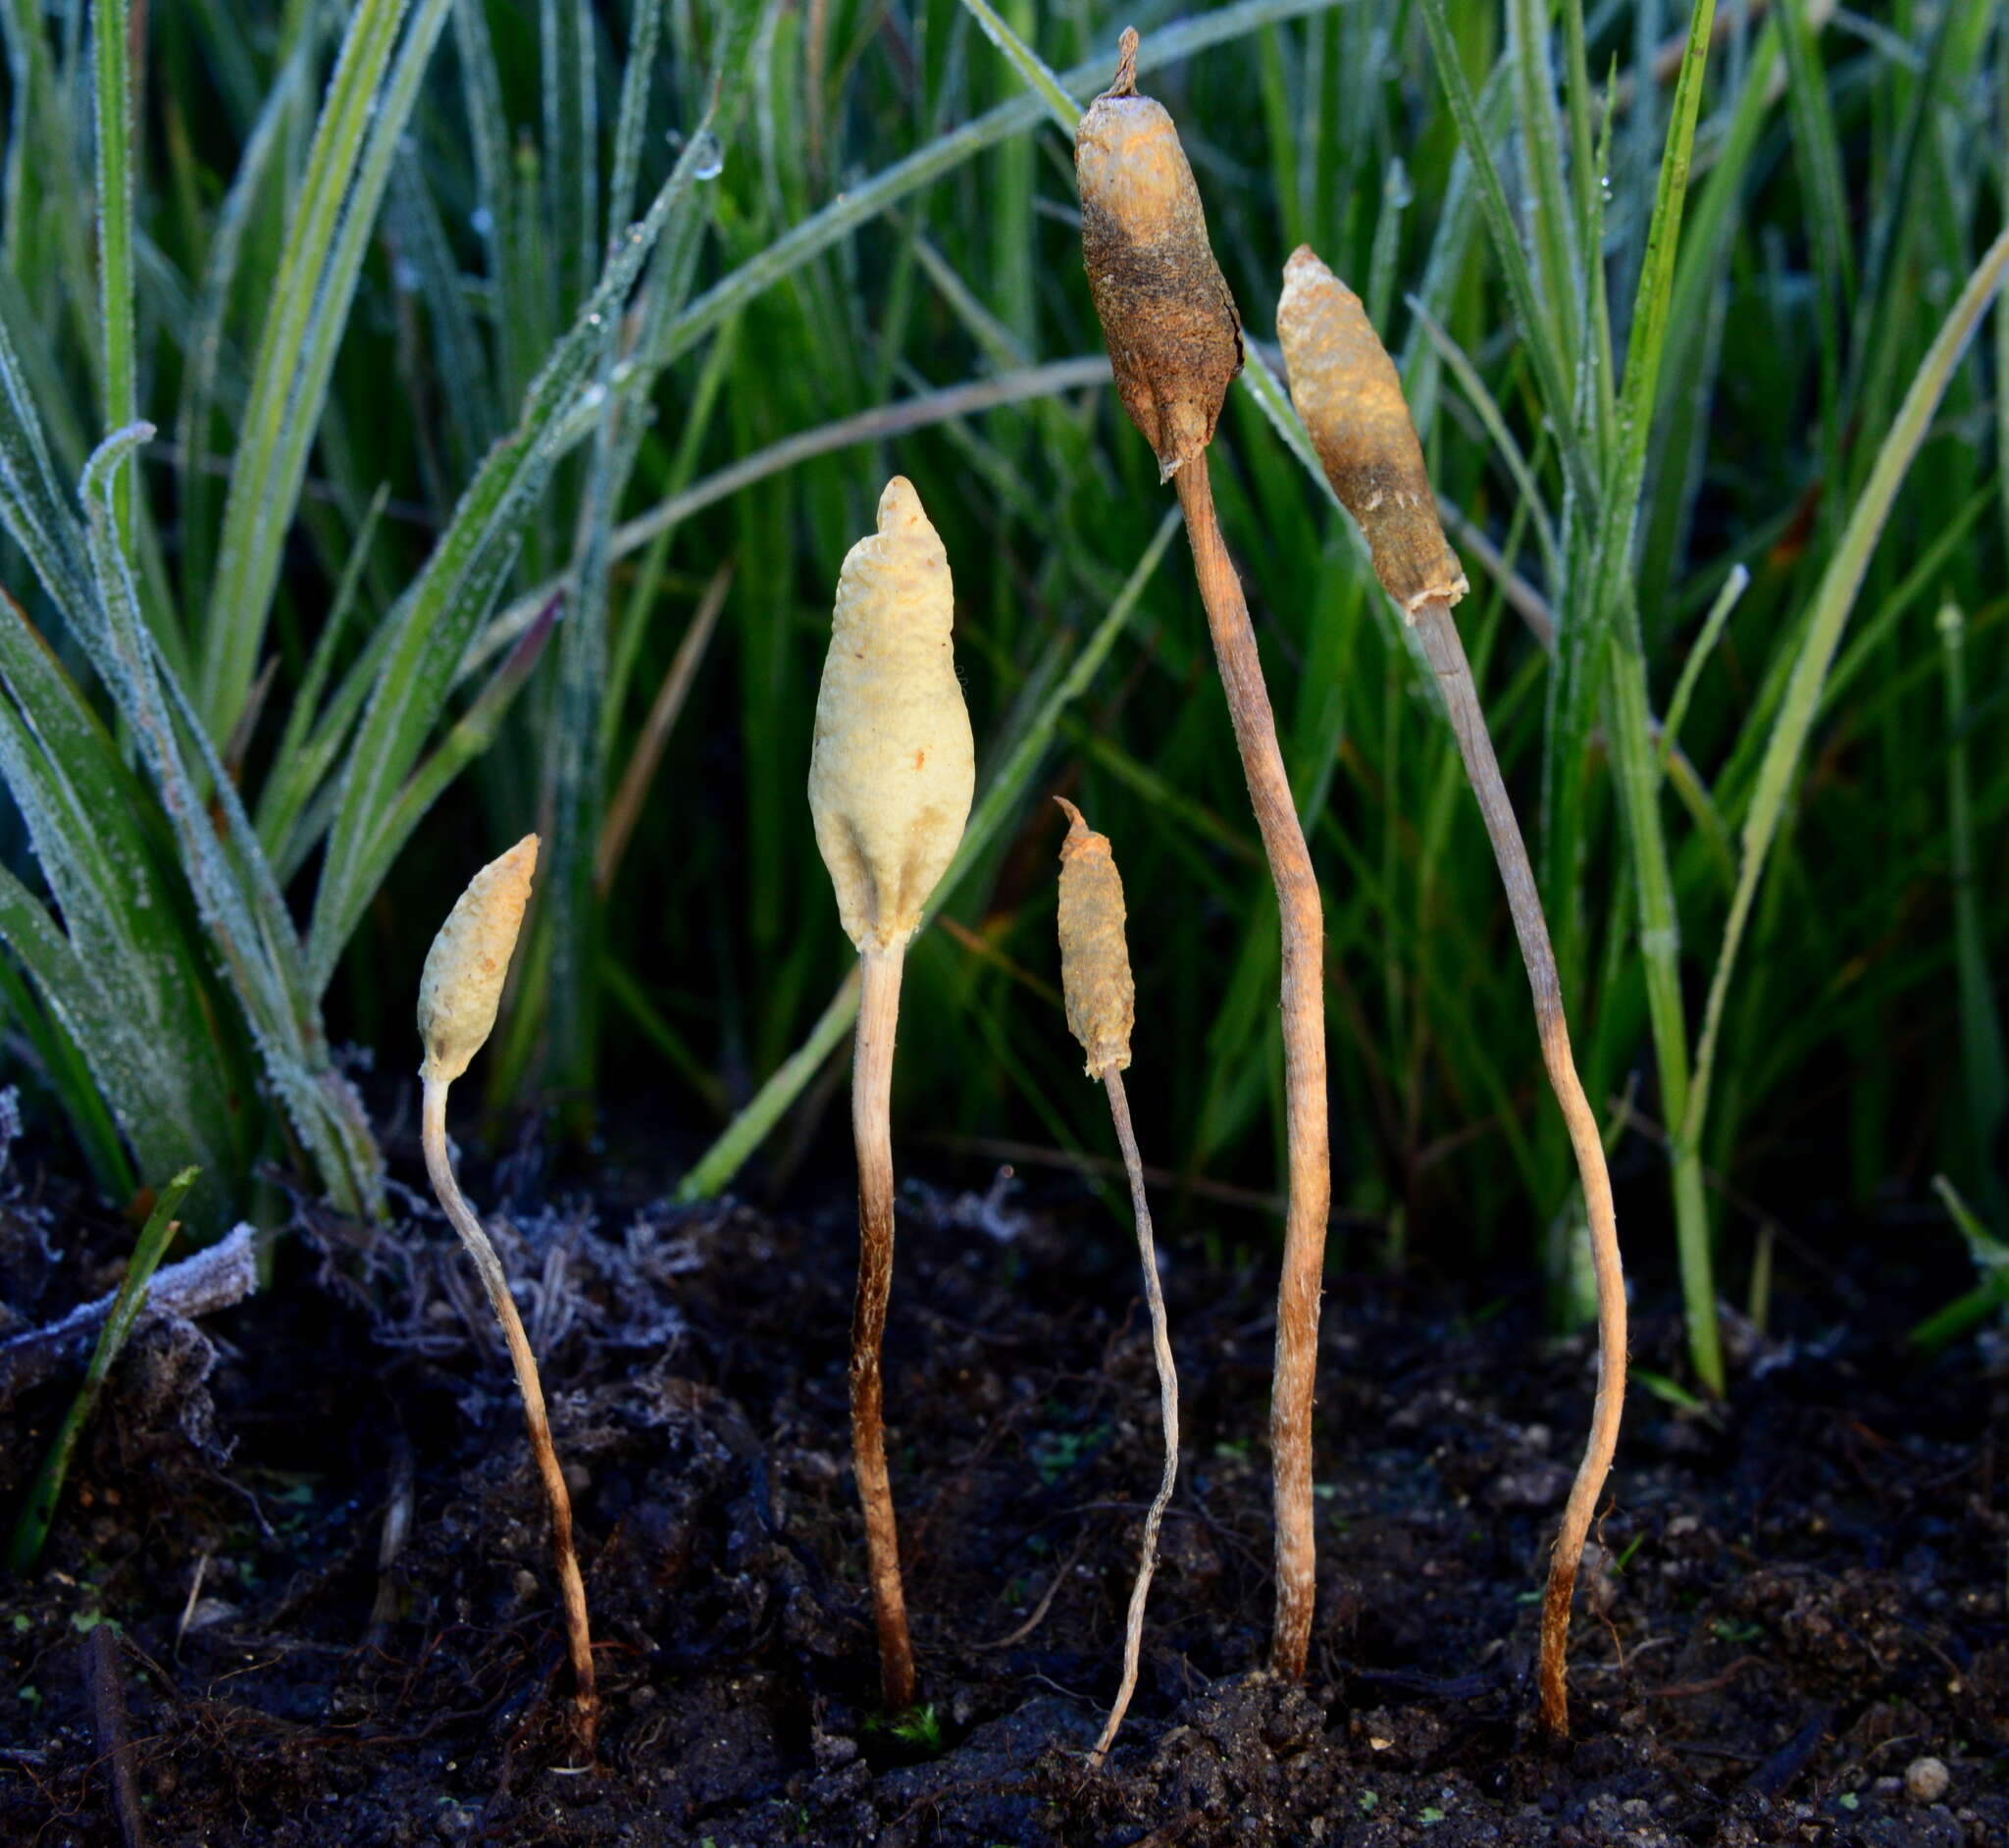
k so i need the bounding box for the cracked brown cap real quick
[1055,798,1134,1079]
[1075,27,1242,481]
[418,835,538,1086]
[1276,244,1468,616]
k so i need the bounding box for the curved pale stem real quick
[851,944,918,1711]
[1088,1067,1179,1769]
[1173,457,1332,1682]
[420,1078,597,1748]
[1412,599,1626,1738]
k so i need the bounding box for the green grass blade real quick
[956,0,1077,131]
[650,0,1346,372]
[199,0,446,742]
[0,299,94,623]
[253,481,389,866]
[170,30,310,620]
[1590,0,1722,1390]
[90,0,136,555]
[1937,600,2008,1194]
[7,1165,200,1572]
[1683,226,2009,1162]
[541,0,597,315]
[0,947,134,1201]
[1656,563,1748,771]
[0,593,240,1199]
[80,427,381,1214]
[606,0,665,238]
[1906,1177,2009,1354]
[1507,0,1584,398]
[306,139,719,991]
[1417,0,1594,508]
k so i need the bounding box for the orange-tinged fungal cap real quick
[1075,28,1242,481]
[1276,244,1468,616]
[1055,798,1134,1078]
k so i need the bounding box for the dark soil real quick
[1,1130,2005,1847]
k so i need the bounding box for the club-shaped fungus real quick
[808,475,975,1712]
[1074,28,1242,483]
[1055,799,1177,1770]
[1077,26,1333,1683]
[1277,245,1627,1738]
[417,835,598,1748]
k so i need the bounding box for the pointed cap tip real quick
[875,475,935,541]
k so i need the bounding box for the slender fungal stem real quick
[1172,456,1332,1682]
[420,1078,597,1749]
[851,944,918,1712]
[1411,599,1626,1738]
[1088,1067,1179,1769]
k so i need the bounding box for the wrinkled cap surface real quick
[418,835,538,1085]
[808,477,976,951]
[1075,28,1242,480]
[1055,798,1134,1078]
[1277,244,1467,615]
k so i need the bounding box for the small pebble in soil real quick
[1905,1756,1951,1803]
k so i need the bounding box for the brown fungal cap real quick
[808,476,977,952]
[418,834,538,1085]
[1075,26,1242,482]
[1276,245,1468,616]
[1055,797,1135,1078]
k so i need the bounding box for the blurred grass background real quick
[0,0,2003,1386]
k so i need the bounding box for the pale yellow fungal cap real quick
[1055,798,1134,1079]
[417,835,538,1086]
[808,478,976,952]
[1277,245,1468,616]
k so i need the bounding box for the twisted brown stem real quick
[851,944,918,1711]
[421,1079,597,1750]
[1172,457,1332,1682]
[1412,599,1626,1737]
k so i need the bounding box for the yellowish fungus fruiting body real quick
[416,830,594,1749]
[1276,245,1468,616]
[417,835,538,1085]
[1074,29,1241,481]
[1276,245,1625,1738]
[1055,798,1134,1079]
[1053,801,1177,1770]
[808,477,975,950]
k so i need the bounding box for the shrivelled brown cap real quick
[1075,27,1242,481]
[1055,798,1134,1079]
[1276,245,1468,616]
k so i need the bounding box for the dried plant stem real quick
[420,1078,597,1748]
[850,944,918,1712]
[1172,458,1331,1682]
[1411,599,1625,1738]
[1088,1068,1179,1769]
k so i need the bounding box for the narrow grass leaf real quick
[1683,228,2009,1160]
[6,1166,200,1572]
[307,140,719,990]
